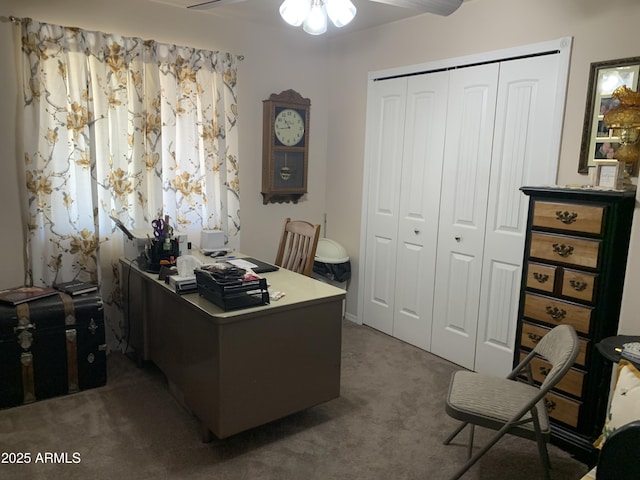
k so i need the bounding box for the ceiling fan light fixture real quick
[280,0,312,27]
[280,0,356,35]
[326,0,356,28]
[303,1,328,35]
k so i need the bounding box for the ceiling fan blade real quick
[367,0,463,16]
[187,0,248,9]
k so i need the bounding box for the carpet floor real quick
[0,320,590,480]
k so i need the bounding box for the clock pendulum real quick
[280,153,291,181]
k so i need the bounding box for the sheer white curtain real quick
[20,18,241,349]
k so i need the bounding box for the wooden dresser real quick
[517,186,635,462]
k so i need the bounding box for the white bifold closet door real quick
[429,63,498,370]
[361,49,566,377]
[362,72,448,351]
[431,54,564,376]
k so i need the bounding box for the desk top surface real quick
[121,252,346,319]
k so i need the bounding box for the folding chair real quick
[443,324,579,480]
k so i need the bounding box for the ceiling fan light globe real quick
[280,0,311,27]
[326,0,356,27]
[303,2,328,34]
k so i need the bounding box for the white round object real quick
[315,238,349,264]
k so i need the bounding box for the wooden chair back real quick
[275,218,321,277]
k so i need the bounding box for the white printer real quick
[123,228,153,261]
[200,229,226,252]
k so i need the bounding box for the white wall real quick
[325,0,640,333]
[1,0,639,335]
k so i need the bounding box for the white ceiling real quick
[149,0,459,37]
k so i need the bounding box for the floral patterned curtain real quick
[20,18,241,350]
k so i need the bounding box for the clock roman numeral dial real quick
[274,108,305,146]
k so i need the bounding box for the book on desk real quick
[53,280,98,296]
[0,286,59,305]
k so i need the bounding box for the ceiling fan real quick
[187,0,463,17]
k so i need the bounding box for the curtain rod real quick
[0,15,244,60]
[0,15,244,61]
[1,15,24,24]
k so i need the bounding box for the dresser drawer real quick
[532,201,604,235]
[521,352,585,398]
[526,263,556,293]
[520,322,588,367]
[523,293,593,334]
[561,269,597,303]
[530,232,600,269]
[545,391,581,428]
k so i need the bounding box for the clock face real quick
[274,108,305,146]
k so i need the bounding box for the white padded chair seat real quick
[448,370,550,433]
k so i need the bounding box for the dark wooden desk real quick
[120,255,345,440]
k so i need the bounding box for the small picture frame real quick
[593,160,625,189]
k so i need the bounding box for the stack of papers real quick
[621,342,640,363]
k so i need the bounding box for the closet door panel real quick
[475,260,521,369]
[393,241,423,335]
[393,72,448,351]
[475,54,564,376]
[362,78,407,335]
[431,63,499,370]
[435,251,481,369]
[368,235,396,309]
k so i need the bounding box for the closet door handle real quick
[414,229,420,235]
[455,236,461,242]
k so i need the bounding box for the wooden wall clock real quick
[261,89,311,204]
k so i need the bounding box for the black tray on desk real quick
[195,269,269,311]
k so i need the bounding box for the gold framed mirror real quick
[578,56,640,174]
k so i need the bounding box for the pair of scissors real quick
[152,218,165,239]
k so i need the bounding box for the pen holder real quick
[141,239,180,273]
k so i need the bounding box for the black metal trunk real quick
[0,292,106,409]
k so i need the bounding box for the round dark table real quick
[596,335,640,367]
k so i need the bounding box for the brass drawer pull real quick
[546,305,567,320]
[533,273,549,283]
[527,332,543,344]
[569,280,588,292]
[552,243,574,258]
[555,210,578,224]
[544,397,556,413]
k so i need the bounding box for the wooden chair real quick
[443,324,580,480]
[275,218,321,277]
